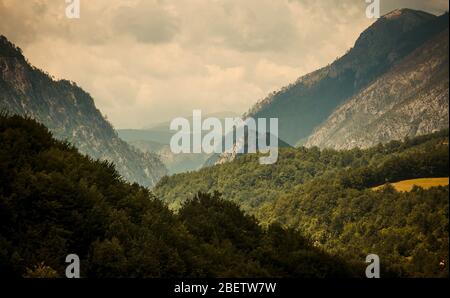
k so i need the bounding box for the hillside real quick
[0,35,167,186]
[156,130,449,211]
[155,130,449,277]
[246,9,448,146]
[0,113,356,278]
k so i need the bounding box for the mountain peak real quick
[383,8,404,19]
[351,8,437,57]
[0,35,24,59]
[382,8,434,20]
[357,8,435,40]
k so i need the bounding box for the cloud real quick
[113,0,179,44]
[197,0,300,52]
[0,0,53,45]
[380,0,448,14]
[0,0,447,128]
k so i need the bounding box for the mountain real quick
[305,26,449,149]
[118,111,241,174]
[128,139,211,174]
[143,111,241,130]
[202,131,292,168]
[152,8,450,277]
[246,9,449,146]
[0,113,356,278]
[0,35,167,186]
[118,111,241,145]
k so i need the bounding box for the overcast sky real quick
[1,0,448,128]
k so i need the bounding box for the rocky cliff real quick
[306,27,449,149]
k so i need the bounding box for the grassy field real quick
[373,178,449,192]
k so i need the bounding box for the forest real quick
[155,130,449,277]
[0,113,356,278]
[0,113,448,278]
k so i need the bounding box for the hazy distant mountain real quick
[0,35,167,186]
[246,9,449,147]
[202,131,292,168]
[117,111,241,174]
[144,111,241,130]
[118,111,241,144]
[128,139,211,174]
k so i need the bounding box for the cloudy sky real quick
[0,0,448,128]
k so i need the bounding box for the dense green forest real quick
[155,130,449,277]
[155,130,449,211]
[0,114,356,278]
[0,113,447,278]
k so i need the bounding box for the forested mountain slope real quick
[0,36,167,186]
[155,130,449,277]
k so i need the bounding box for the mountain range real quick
[0,9,448,177]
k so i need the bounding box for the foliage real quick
[0,114,354,278]
[155,130,449,277]
[23,262,59,278]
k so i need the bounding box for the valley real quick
[0,5,449,279]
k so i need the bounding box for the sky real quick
[0,0,448,129]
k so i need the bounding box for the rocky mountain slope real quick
[0,35,167,187]
[246,9,449,146]
[306,27,449,149]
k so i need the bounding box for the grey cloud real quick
[0,0,105,46]
[113,1,179,44]
[216,1,299,52]
[291,0,448,18]
[185,0,300,52]
[0,0,43,45]
[1,0,447,128]
[380,0,449,15]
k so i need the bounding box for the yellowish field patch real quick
[372,178,449,192]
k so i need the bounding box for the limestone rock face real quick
[306,28,449,150]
